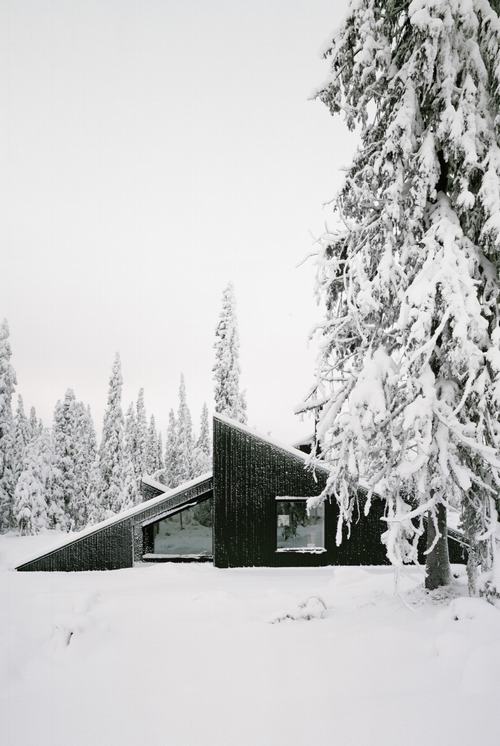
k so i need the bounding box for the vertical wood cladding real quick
[17,520,134,572]
[213,416,388,568]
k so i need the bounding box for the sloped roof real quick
[15,472,212,570]
[213,413,330,475]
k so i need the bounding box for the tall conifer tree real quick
[99,354,125,514]
[177,374,194,485]
[164,409,180,488]
[12,395,31,487]
[307,0,500,594]
[52,389,78,531]
[213,283,247,424]
[135,388,148,479]
[0,320,16,530]
[193,403,211,476]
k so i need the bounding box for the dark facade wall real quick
[17,519,134,572]
[213,417,388,568]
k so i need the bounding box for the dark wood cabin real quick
[16,414,466,571]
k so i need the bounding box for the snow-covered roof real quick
[15,472,213,569]
[213,413,330,474]
[141,474,172,492]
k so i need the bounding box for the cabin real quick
[16,413,466,572]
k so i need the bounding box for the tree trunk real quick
[425,501,451,590]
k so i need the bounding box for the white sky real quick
[1,0,354,443]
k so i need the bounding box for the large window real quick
[152,499,213,556]
[276,498,325,552]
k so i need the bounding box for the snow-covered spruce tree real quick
[0,320,17,530]
[177,374,194,485]
[29,406,42,438]
[156,431,165,479]
[308,0,500,595]
[123,402,139,503]
[72,402,97,529]
[99,354,126,515]
[135,388,148,480]
[13,434,50,535]
[213,282,247,424]
[193,402,212,476]
[12,395,32,487]
[146,414,160,475]
[85,457,105,525]
[52,389,79,531]
[164,408,180,487]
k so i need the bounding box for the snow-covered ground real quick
[2,534,500,746]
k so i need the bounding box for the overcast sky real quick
[1,0,354,443]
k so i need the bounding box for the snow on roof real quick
[15,472,213,569]
[141,474,172,492]
[213,413,330,475]
[292,433,314,448]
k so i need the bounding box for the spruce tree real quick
[156,432,165,480]
[29,406,42,438]
[14,433,50,535]
[146,414,159,475]
[52,389,79,531]
[308,0,500,595]
[164,408,180,488]
[135,388,148,479]
[85,457,105,525]
[99,354,125,515]
[177,374,194,485]
[193,402,212,476]
[0,320,17,530]
[213,283,247,424]
[123,402,139,503]
[12,395,31,487]
[72,402,97,528]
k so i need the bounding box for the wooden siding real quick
[213,416,389,568]
[17,475,213,572]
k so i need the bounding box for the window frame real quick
[274,496,326,554]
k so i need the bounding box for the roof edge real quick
[213,413,330,475]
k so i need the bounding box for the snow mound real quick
[271,595,328,623]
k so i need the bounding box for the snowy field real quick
[2,534,500,746]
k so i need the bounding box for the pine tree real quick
[99,354,125,515]
[135,388,148,479]
[213,283,247,424]
[13,432,51,535]
[52,389,79,531]
[164,409,180,488]
[177,374,194,485]
[193,402,212,476]
[12,395,31,487]
[307,0,500,595]
[0,320,17,530]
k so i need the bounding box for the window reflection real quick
[152,500,212,556]
[276,500,325,551]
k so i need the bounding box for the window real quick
[151,499,213,557]
[275,498,325,553]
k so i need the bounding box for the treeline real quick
[0,281,245,535]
